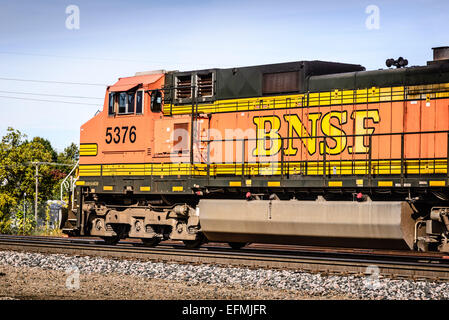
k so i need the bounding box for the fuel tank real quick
[198,197,415,250]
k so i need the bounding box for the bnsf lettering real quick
[253,110,380,156]
[105,126,137,144]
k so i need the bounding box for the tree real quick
[32,137,58,162]
[0,127,79,233]
[57,142,79,166]
[0,128,54,232]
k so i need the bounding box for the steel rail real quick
[0,234,446,261]
[0,235,448,281]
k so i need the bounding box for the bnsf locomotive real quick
[62,47,449,252]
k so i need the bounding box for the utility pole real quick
[35,164,39,224]
[23,192,26,235]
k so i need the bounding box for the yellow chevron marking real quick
[79,144,98,156]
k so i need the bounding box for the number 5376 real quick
[105,126,136,144]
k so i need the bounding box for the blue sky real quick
[0,0,448,151]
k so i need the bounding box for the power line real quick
[0,51,165,64]
[0,162,76,169]
[0,51,234,68]
[0,76,163,89]
[0,77,106,86]
[0,95,100,106]
[0,76,166,90]
[0,90,103,100]
[0,163,28,169]
[29,161,74,167]
[0,51,145,62]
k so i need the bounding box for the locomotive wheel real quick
[228,242,247,250]
[183,239,203,249]
[183,234,206,249]
[101,236,120,245]
[141,238,161,247]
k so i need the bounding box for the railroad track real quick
[0,234,449,282]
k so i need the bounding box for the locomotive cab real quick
[70,70,203,247]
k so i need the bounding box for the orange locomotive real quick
[64,47,449,252]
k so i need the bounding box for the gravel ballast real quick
[0,250,448,300]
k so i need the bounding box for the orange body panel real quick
[80,75,166,165]
[80,73,449,169]
[205,99,449,164]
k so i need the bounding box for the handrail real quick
[60,160,79,202]
[194,130,449,179]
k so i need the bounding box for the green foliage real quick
[0,127,78,234]
[33,226,63,236]
[0,128,52,201]
[61,142,79,163]
[0,193,16,233]
[32,136,58,162]
[12,207,36,235]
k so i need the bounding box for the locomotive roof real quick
[172,60,366,76]
[108,73,164,92]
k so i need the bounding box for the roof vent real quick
[428,47,449,65]
[433,47,449,61]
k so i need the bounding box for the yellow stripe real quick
[229,181,241,187]
[329,181,342,187]
[160,82,449,115]
[268,181,281,187]
[79,165,101,176]
[429,181,446,187]
[378,181,393,187]
[75,181,85,186]
[164,82,449,116]
[80,144,98,156]
[77,159,448,178]
[140,186,151,191]
[172,186,183,192]
[103,186,113,191]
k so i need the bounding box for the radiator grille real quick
[197,73,213,97]
[176,75,192,99]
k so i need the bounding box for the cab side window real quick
[127,93,135,113]
[109,90,144,115]
[150,90,162,113]
[136,91,143,114]
[108,93,115,115]
[118,92,127,114]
